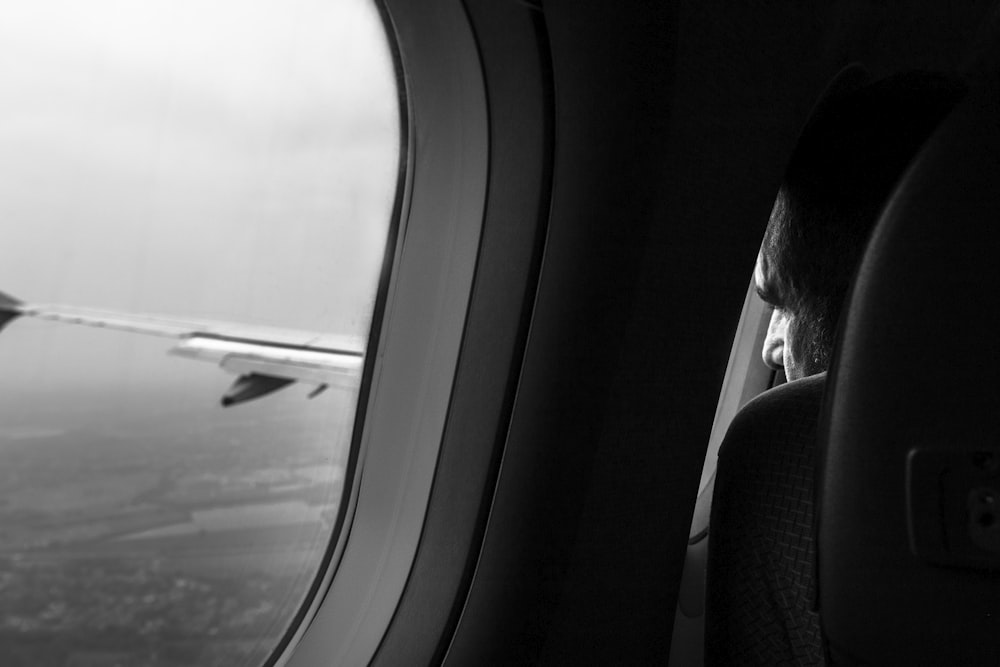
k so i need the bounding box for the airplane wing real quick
[0,290,365,407]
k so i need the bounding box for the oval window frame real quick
[280,1,489,664]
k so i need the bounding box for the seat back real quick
[816,77,1000,664]
[705,373,827,666]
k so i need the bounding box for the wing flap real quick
[222,373,296,407]
[221,355,360,388]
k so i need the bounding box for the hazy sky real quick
[0,0,399,401]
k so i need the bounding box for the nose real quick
[761,308,786,371]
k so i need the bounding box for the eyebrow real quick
[754,283,782,307]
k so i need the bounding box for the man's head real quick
[757,68,967,380]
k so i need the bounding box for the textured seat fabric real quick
[705,373,826,666]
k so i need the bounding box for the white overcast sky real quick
[0,0,399,402]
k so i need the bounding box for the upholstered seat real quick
[705,373,826,666]
[816,75,1000,665]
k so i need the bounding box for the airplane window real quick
[0,0,399,665]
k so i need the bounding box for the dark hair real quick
[761,69,967,371]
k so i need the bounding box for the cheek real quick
[782,315,810,379]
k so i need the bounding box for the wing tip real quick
[0,290,21,310]
[0,290,22,331]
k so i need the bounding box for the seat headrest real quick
[817,77,1000,664]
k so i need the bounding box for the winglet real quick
[0,290,22,332]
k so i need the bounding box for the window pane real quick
[0,0,399,664]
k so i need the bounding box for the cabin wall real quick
[440,1,994,664]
